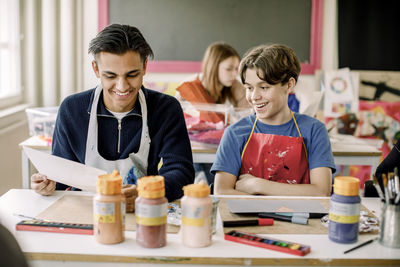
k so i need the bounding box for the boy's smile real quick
[244,68,293,125]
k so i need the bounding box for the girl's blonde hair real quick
[202,42,240,104]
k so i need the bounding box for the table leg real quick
[21,149,30,189]
[334,155,381,180]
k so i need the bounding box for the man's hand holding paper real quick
[23,147,105,193]
[31,173,56,196]
[26,147,139,213]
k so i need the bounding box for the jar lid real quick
[333,176,360,196]
[97,170,122,195]
[137,176,165,198]
[183,181,210,197]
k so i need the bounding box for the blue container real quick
[328,176,361,244]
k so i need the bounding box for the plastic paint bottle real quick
[181,181,213,247]
[135,175,168,248]
[329,176,360,244]
[93,170,126,244]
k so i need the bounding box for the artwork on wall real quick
[321,71,400,186]
[354,71,400,102]
[353,71,400,153]
[322,68,359,118]
[322,71,400,149]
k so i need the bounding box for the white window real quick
[0,0,21,109]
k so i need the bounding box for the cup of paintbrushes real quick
[379,203,400,248]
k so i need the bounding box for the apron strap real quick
[291,111,308,161]
[241,117,258,161]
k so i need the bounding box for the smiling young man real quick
[31,24,195,209]
[211,44,335,196]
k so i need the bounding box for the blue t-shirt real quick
[211,113,336,177]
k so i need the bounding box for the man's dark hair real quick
[88,24,154,64]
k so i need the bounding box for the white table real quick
[0,189,399,266]
[19,135,382,189]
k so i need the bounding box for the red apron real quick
[240,112,310,184]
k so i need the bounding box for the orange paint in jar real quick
[93,170,126,244]
[135,175,168,248]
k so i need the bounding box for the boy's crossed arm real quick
[215,168,332,196]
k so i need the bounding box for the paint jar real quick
[328,176,360,244]
[379,203,400,248]
[135,175,168,248]
[210,196,220,235]
[181,181,213,247]
[93,170,126,244]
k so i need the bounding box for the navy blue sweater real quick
[52,87,195,201]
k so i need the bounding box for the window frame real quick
[0,0,23,110]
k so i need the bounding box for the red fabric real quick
[189,129,225,144]
[187,120,221,132]
[240,132,310,184]
[359,100,400,122]
[177,78,224,123]
[349,165,371,189]
[184,114,224,144]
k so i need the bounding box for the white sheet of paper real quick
[23,147,106,192]
[300,91,323,117]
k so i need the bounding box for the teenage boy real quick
[212,44,335,196]
[31,24,194,210]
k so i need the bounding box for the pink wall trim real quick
[307,0,324,74]
[98,0,323,74]
[147,61,202,73]
[98,0,109,32]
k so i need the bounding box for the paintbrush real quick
[372,174,385,201]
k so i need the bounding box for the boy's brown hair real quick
[239,44,301,85]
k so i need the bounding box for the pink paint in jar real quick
[181,181,213,247]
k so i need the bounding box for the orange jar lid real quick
[137,176,165,198]
[333,176,360,196]
[97,170,122,195]
[183,181,210,197]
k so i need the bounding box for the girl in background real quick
[176,42,250,186]
[176,41,250,123]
